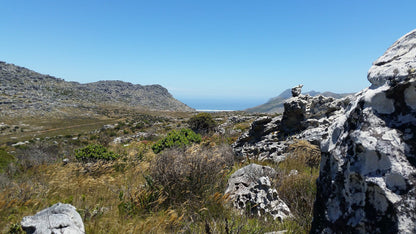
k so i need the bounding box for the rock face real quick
[225,164,292,220]
[21,203,85,234]
[232,91,350,162]
[311,29,416,233]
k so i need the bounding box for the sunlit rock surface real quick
[225,164,292,221]
[311,29,416,234]
[21,203,85,234]
[232,92,350,162]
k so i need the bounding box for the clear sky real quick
[1,0,416,109]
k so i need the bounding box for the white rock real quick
[368,29,416,86]
[312,29,416,234]
[225,164,292,221]
[21,203,85,234]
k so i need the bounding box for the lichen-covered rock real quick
[21,203,85,234]
[232,93,350,162]
[311,29,416,234]
[367,29,416,87]
[225,164,292,221]
[232,116,282,161]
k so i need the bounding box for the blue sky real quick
[1,1,416,109]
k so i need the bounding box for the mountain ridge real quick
[0,61,194,117]
[245,88,353,113]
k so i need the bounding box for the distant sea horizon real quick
[178,98,266,112]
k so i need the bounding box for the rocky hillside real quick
[245,88,352,113]
[0,61,193,117]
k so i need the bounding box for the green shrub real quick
[75,144,120,162]
[152,129,201,154]
[187,113,216,134]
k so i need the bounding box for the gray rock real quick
[311,29,416,234]
[62,158,70,165]
[232,116,283,162]
[21,203,85,234]
[264,231,288,234]
[367,29,416,87]
[225,164,292,221]
[291,84,303,97]
[232,92,350,162]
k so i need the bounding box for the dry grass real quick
[0,112,320,233]
[0,117,120,145]
[276,140,321,232]
[0,142,153,233]
[285,140,321,168]
[149,144,234,206]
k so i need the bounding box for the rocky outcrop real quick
[225,164,292,221]
[311,29,416,233]
[21,203,85,234]
[245,88,352,114]
[232,91,350,162]
[232,116,285,162]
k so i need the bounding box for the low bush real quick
[188,113,216,134]
[149,144,234,206]
[14,142,60,171]
[75,144,120,162]
[151,129,201,154]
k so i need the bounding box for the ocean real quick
[178,98,266,112]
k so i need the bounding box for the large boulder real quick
[311,29,416,233]
[225,164,292,221]
[21,203,85,234]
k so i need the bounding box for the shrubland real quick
[0,109,320,233]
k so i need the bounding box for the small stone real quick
[62,158,70,165]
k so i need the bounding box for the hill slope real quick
[0,61,193,117]
[245,88,352,113]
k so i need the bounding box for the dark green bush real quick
[188,113,216,134]
[152,129,201,154]
[75,144,120,162]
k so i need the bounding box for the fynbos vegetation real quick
[75,144,120,162]
[0,107,320,233]
[151,129,201,154]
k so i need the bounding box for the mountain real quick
[0,61,194,117]
[245,88,352,113]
